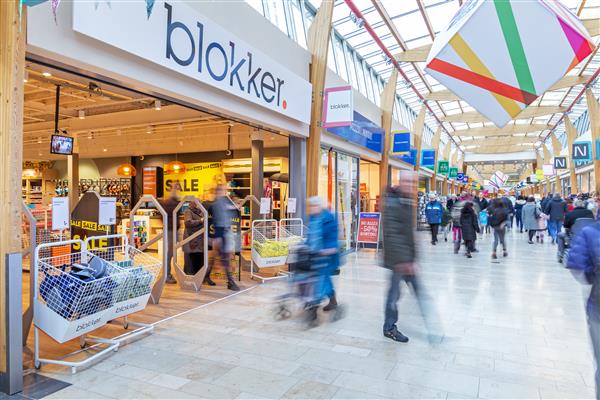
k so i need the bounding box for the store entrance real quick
[20,62,295,369]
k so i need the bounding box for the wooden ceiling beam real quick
[393,44,431,62]
[583,18,600,37]
[442,106,567,123]
[452,123,552,137]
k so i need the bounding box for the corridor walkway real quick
[42,230,595,399]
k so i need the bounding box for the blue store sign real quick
[391,131,410,154]
[395,148,417,166]
[327,111,383,153]
[421,149,436,167]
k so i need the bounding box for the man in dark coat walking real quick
[382,172,441,344]
[544,193,568,244]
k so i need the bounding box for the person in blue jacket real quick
[567,221,600,398]
[425,193,444,245]
[306,196,341,325]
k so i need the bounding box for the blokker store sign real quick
[72,1,312,124]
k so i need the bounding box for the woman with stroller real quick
[306,196,341,325]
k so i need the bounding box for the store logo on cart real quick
[164,2,287,110]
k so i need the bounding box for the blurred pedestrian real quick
[183,199,205,277]
[161,185,180,284]
[479,208,489,236]
[487,198,508,259]
[382,172,441,344]
[544,193,568,244]
[460,202,479,258]
[567,221,600,399]
[451,194,467,254]
[425,193,444,245]
[446,195,456,212]
[306,196,341,323]
[514,195,526,233]
[210,184,239,291]
[522,196,541,244]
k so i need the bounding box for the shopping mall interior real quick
[1,0,600,398]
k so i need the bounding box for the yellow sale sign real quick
[164,162,224,197]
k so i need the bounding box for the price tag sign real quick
[260,197,271,215]
[287,198,297,214]
[356,212,381,244]
[98,197,117,226]
[52,197,70,231]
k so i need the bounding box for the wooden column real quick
[67,153,79,212]
[429,127,442,192]
[305,1,334,197]
[565,116,579,194]
[413,106,427,173]
[543,145,552,195]
[586,88,600,192]
[379,69,398,194]
[0,0,25,375]
[551,134,563,195]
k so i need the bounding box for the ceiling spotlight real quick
[178,140,184,147]
[78,110,85,119]
[154,100,161,111]
[146,126,153,134]
[38,151,42,157]
[42,71,52,77]
[103,148,108,152]
[37,137,42,144]
[23,71,29,83]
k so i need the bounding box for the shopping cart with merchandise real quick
[34,240,128,346]
[85,234,161,321]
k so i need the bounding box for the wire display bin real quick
[251,219,289,282]
[33,236,159,373]
[279,218,306,244]
[85,234,161,321]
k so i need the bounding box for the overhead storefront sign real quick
[543,164,555,176]
[322,86,353,128]
[327,111,383,153]
[554,157,567,169]
[437,160,449,174]
[462,175,469,184]
[396,148,417,166]
[391,131,410,154]
[572,141,592,162]
[164,162,223,197]
[72,1,312,124]
[421,149,436,167]
[448,167,458,179]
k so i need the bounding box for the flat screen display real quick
[50,134,74,155]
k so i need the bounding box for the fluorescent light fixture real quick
[37,137,42,144]
[42,72,52,77]
[78,110,85,119]
[154,100,161,111]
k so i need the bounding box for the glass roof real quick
[321,0,600,155]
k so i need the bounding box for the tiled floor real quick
[40,230,596,399]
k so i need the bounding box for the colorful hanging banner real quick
[437,160,449,174]
[448,167,458,179]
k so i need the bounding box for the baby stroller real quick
[274,243,324,323]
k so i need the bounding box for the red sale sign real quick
[356,212,381,243]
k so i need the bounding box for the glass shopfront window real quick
[317,148,360,251]
[359,160,380,212]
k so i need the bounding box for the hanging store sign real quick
[437,160,449,174]
[396,148,417,166]
[72,1,312,124]
[554,157,567,169]
[543,164,555,176]
[391,131,410,154]
[596,140,600,160]
[535,169,544,181]
[322,86,353,128]
[448,167,458,179]
[572,142,592,162]
[462,175,469,184]
[457,172,464,181]
[164,162,223,197]
[356,212,381,244]
[421,149,436,167]
[326,111,383,153]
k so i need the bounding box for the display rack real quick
[250,218,293,282]
[33,236,160,373]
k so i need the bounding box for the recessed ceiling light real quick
[37,137,42,144]
[103,148,107,152]
[78,110,85,119]
[146,126,153,134]
[154,100,161,111]
[42,72,52,77]
[23,71,29,83]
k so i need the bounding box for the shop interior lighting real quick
[103,148,107,152]
[78,110,85,119]
[42,71,52,77]
[117,163,137,177]
[23,71,28,83]
[165,160,186,175]
[116,129,122,136]
[146,126,153,134]
[154,100,161,111]
[37,137,42,144]
[87,131,93,140]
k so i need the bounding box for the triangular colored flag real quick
[51,0,60,22]
[146,0,155,19]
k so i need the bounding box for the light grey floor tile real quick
[282,380,340,399]
[212,366,298,398]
